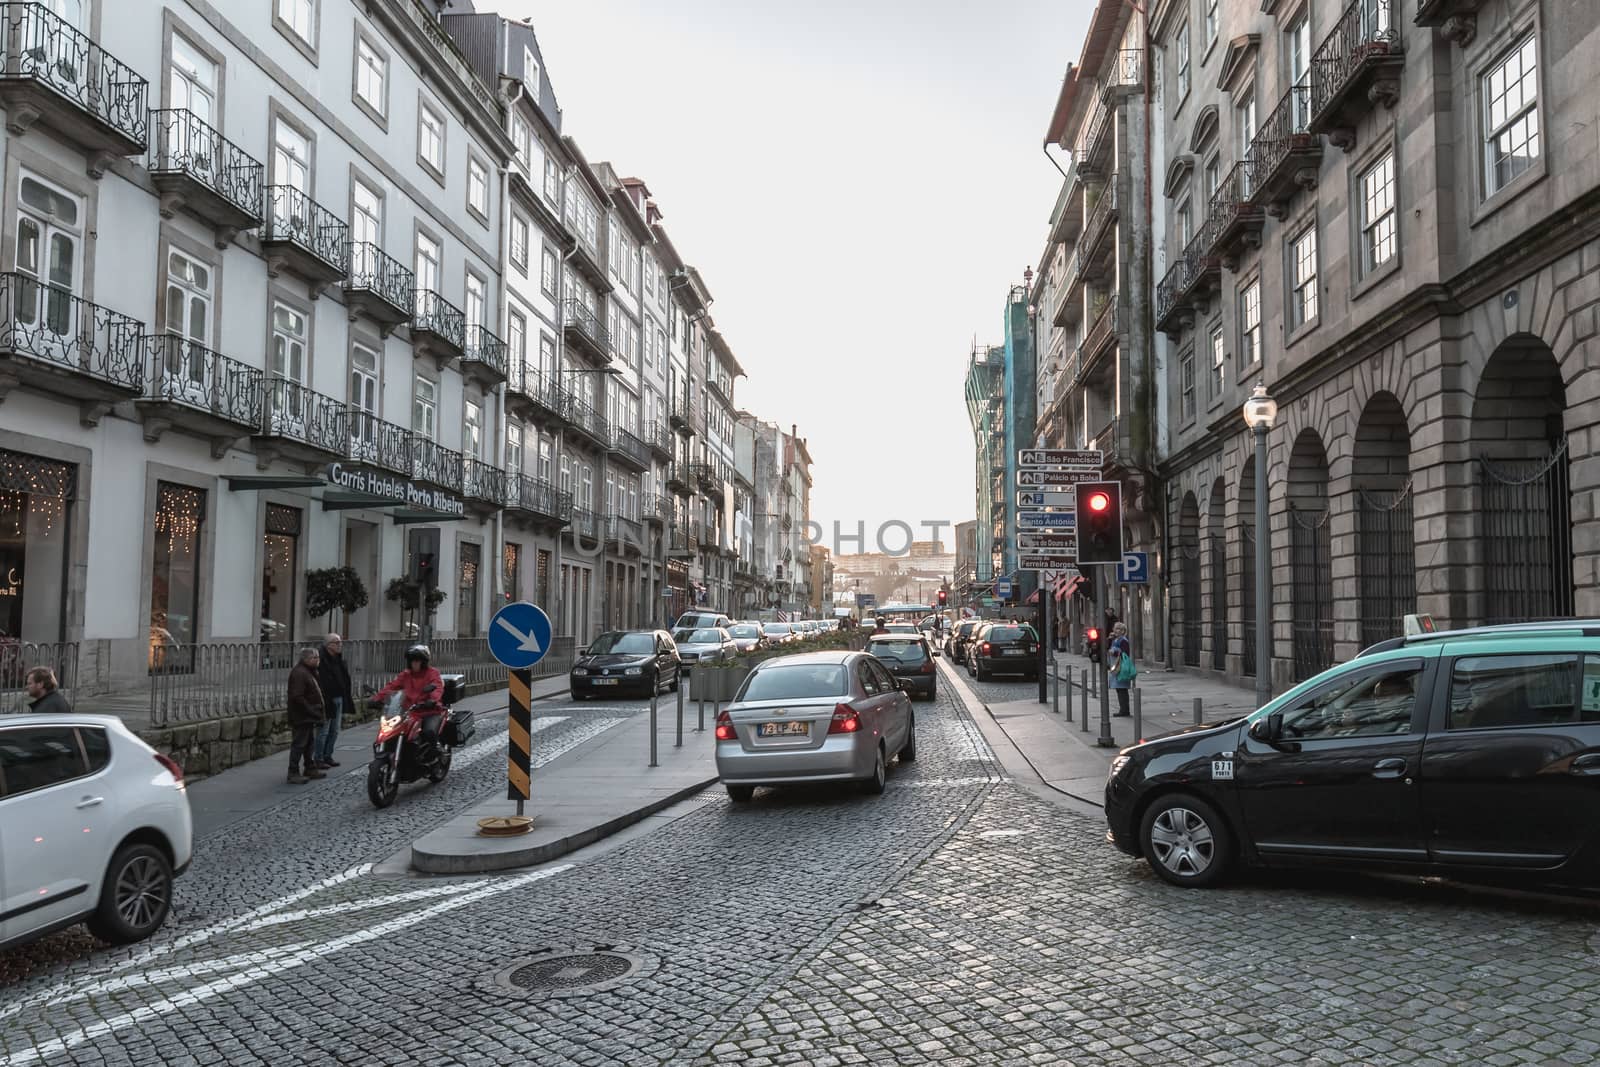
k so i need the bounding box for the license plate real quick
[594,678,619,685]
[1003,649,1028,656]
[758,721,809,738]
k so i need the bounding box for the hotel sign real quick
[325,462,465,516]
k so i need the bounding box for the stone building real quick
[1150,0,1600,690]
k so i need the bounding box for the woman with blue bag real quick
[1107,622,1135,716]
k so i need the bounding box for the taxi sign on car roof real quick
[1402,613,1436,636]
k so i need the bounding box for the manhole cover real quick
[488,949,646,998]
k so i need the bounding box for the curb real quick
[410,773,721,875]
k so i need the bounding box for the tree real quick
[385,577,447,630]
[305,566,369,632]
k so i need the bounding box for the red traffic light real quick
[1087,627,1100,641]
[1087,492,1111,512]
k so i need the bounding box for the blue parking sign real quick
[1117,552,1149,584]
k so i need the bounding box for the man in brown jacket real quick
[286,646,327,784]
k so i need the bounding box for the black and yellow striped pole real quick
[507,667,532,813]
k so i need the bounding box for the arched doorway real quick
[1237,457,1257,678]
[1288,429,1333,681]
[1206,479,1227,671]
[1471,335,1573,622]
[1178,492,1201,667]
[1353,392,1415,647]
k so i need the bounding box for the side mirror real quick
[1248,711,1284,743]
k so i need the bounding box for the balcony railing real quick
[1102,49,1144,96]
[461,324,508,381]
[0,1,149,151]
[345,408,412,472]
[507,474,570,524]
[1203,161,1264,267]
[1091,418,1119,464]
[565,395,611,449]
[669,394,697,435]
[1077,95,1112,174]
[1078,183,1119,277]
[562,299,611,360]
[609,428,651,470]
[646,420,673,458]
[641,493,670,525]
[569,506,599,540]
[345,242,414,321]
[412,289,465,353]
[0,272,143,395]
[1155,253,1197,332]
[141,335,262,428]
[262,186,349,278]
[259,378,346,455]
[147,108,263,227]
[665,464,692,496]
[1247,80,1321,209]
[604,513,645,552]
[463,456,507,505]
[1081,296,1119,368]
[1308,0,1403,142]
[410,436,463,490]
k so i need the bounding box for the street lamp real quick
[1241,383,1278,710]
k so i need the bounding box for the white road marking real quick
[0,865,574,1067]
[239,881,475,931]
[46,943,318,1006]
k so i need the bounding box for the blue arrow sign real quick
[488,601,555,669]
[1117,552,1149,584]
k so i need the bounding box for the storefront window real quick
[261,504,300,646]
[150,482,203,671]
[503,542,521,604]
[457,542,481,637]
[0,448,74,644]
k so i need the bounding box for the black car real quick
[966,623,1039,681]
[1105,620,1600,892]
[570,630,680,699]
[868,633,938,701]
[947,619,981,664]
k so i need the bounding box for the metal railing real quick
[1077,94,1111,169]
[1080,182,1118,260]
[569,506,599,540]
[604,513,645,550]
[0,272,143,391]
[566,395,611,447]
[410,436,463,490]
[562,299,611,358]
[0,640,80,714]
[147,108,262,220]
[142,334,263,427]
[1091,418,1118,462]
[259,378,347,453]
[1310,0,1401,122]
[1081,296,1118,364]
[0,2,148,147]
[646,420,673,456]
[412,289,465,350]
[263,185,349,272]
[1102,49,1143,94]
[344,408,411,472]
[462,323,507,377]
[1204,161,1258,253]
[1248,80,1316,195]
[462,456,507,504]
[345,242,414,313]
[507,473,570,523]
[1156,252,1197,325]
[610,428,650,468]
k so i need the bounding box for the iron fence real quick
[1356,483,1416,649]
[462,456,507,505]
[143,334,263,427]
[0,1,148,147]
[345,241,414,314]
[1310,0,1401,122]
[411,436,464,491]
[507,473,570,524]
[1290,504,1334,681]
[1247,80,1316,196]
[148,108,262,220]
[1102,49,1143,94]
[0,271,143,391]
[1479,442,1574,624]
[0,640,80,714]
[562,299,612,358]
[263,185,349,272]
[259,378,347,453]
[346,408,412,472]
[462,323,507,378]
[413,289,465,350]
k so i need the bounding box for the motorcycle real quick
[366,675,475,809]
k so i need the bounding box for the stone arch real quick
[1189,105,1219,153]
[1177,491,1202,668]
[1352,391,1416,647]
[1205,477,1227,672]
[1287,429,1333,681]
[1469,333,1572,623]
[1236,452,1259,679]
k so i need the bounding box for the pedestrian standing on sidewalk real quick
[314,633,352,769]
[286,647,327,785]
[1107,622,1134,717]
[22,667,71,714]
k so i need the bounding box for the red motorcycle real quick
[366,675,475,809]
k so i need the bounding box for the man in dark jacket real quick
[23,667,71,714]
[314,633,353,770]
[286,647,327,785]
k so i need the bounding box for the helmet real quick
[405,644,431,667]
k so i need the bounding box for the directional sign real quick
[1018,448,1103,468]
[488,601,554,670]
[1117,551,1150,584]
[995,577,1013,600]
[1017,469,1102,488]
[1019,553,1076,568]
[1017,490,1077,509]
[1018,511,1076,529]
[1019,533,1077,551]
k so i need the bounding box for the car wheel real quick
[860,744,887,795]
[570,689,587,701]
[367,758,399,808]
[87,843,173,945]
[1139,794,1232,888]
[900,714,917,762]
[428,746,453,783]
[726,784,755,802]
[976,663,990,681]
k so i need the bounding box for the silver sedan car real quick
[673,626,737,669]
[715,651,916,801]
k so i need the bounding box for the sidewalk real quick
[410,693,719,874]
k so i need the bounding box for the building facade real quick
[963,342,1005,590]
[1150,0,1600,689]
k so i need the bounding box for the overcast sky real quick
[501,0,1088,553]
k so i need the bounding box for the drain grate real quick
[488,949,646,998]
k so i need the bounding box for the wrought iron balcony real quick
[1154,233,1220,336]
[665,464,693,497]
[344,408,413,473]
[262,186,349,286]
[564,394,611,451]
[608,428,651,472]
[692,463,725,503]
[506,474,569,525]
[257,378,347,461]
[1247,81,1322,214]
[1308,0,1403,150]
[0,2,148,166]
[1078,183,1119,281]
[1204,161,1264,269]
[344,243,414,328]
[668,394,697,436]
[561,299,611,362]
[461,324,507,384]
[138,334,263,443]
[411,289,465,361]
[1101,49,1144,98]
[641,493,670,527]
[0,272,141,405]
[646,420,674,460]
[462,456,507,508]
[1051,255,1084,328]
[1080,296,1119,377]
[668,524,693,556]
[1092,418,1120,466]
[604,513,646,554]
[568,506,599,541]
[1077,96,1112,177]
[147,109,262,240]
[410,436,463,491]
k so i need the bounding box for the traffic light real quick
[1075,481,1123,564]
[1086,626,1103,665]
[937,589,948,606]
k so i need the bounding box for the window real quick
[464,399,482,459]
[349,343,378,451]
[1238,279,1261,368]
[465,272,485,331]
[276,0,314,45]
[512,116,532,172]
[1289,224,1319,329]
[467,155,488,218]
[540,246,557,297]
[150,482,204,663]
[272,121,309,193]
[1175,22,1191,102]
[1180,351,1195,420]
[414,232,440,293]
[506,424,523,474]
[510,215,529,273]
[538,333,556,379]
[1448,654,1583,730]
[270,301,306,384]
[1359,150,1397,275]
[350,179,381,250]
[169,35,217,126]
[1203,156,1220,206]
[412,376,436,440]
[1288,14,1312,129]
[538,436,553,482]
[523,45,541,95]
[507,309,526,379]
[1483,33,1540,196]
[1237,92,1257,176]
[1209,325,1225,398]
[1277,666,1422,740]
[0,726,89,796]
[418,102,445,175]
[354,36,385,118]
[543,152,561,204]
[1176,196,1192,249]
[1204,0,1218,48]
[164,250,211,347]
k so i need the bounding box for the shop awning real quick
[321,491,403,511]
[389,508,467,524]
[226,474,325,491]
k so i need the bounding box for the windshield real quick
[738,664,850,701]
[985,625,1035,642]
[886,623,918,633]
[871,639,927,662]
[764,624,792,635]
[729,625,761,638]
[587,632,655,655]
[680,629,724,643]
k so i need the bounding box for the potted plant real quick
[305,566,369,634]
[385,577,447,636]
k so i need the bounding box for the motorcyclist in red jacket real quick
[372,645,445,767]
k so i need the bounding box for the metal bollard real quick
[1064,669,1073,722]
[698,686,706,734]
[674,683,684,748]
[1081,670,1090,732]
[1193,697,1203,725]
[1051,664,1060,715]
[649,690,659,768]
[1132,688,1142,742]
[681,681,696,733]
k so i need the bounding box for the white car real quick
[0,714,193,951]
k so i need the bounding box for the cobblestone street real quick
[6,670,1600,1065]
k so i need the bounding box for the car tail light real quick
[981,642,992,654]
[919,659,936,674]
[154,752,184,783]
[714,710,736,741]
[827,703,861,734]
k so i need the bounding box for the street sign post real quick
[1016,469,1101,488]
[1018,533,1077,551]
[1017,511,1076,529]
[1016,490,1078,508]
[995,577,1013,601]
[488,601,554,826]
[1117,552,1149,584]
[1018,553,1077,567]
[1018,448,1103,467]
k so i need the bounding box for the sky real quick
[500,0,1089,555]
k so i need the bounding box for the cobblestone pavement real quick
[7,679,1600,1065]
